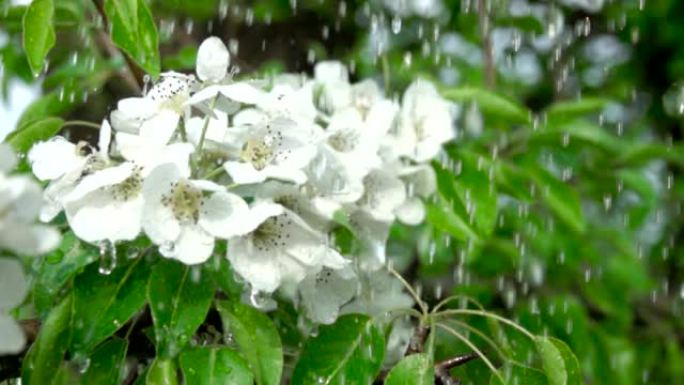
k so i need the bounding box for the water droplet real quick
[391,16,402,34]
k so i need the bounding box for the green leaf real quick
[146,359,179,385]
[22,296,72,385]
[527,166,585,233]
[545,98,610,122]
[179,347,254,385]
[104,0,160,77]
[80,338,128,385]
[490,363,548,385]
[448,150,498,236]
[425,199,480,242]
[33,233,95,316]
[6,117,63,153]
[442,87,530,124]
[71,257,150,354]
[216,301,283,385]
[148,260,215,358]
[496,15,544,34]
[16,91,77,130]
[532,120,621,153]
[536,336,583,385]
[22,0,55,76]
[291,314,385,385]
[385,353,434,385]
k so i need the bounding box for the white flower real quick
[558,0,603,13]
[298,265,357,324]
[28,120,112,222]
[314,61,352,114]
[341,269,414,316]
[0,146,59,255]
[322,108,382,180]
[196,36,230,83]
[110,72,193,135]
[222,114,319,185]
[395,164,436,225]
[62,162,144,244]
[348,210,391,270]
[357,168,407,222]
[228,201,348,293]
[0,258,28,355]
[142,163,250,265]
[391,79,455,162]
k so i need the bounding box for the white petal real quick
[197,36,230,82]
[0,144,17,174]
[223,161,267,184]
[0,258,28,310]
[98,119,112,158]
[64,163,134,203]
[0,175,43,221]
[0,222,60,255]
[314,61,349,83]
[65,193,142,244]
[228,237,282,293]
[142,164,182,244]
[246,201,284,230]
[139,109,180,145]
[300,266,357,324]
[395,197,426,225]
[0,315,25,355]
[28,138,82,181]
[199,191,250,238]
[171,225,215,265]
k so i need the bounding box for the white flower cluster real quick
[0,144,59,355]
[28,37,455,322]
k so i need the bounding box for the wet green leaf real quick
[536,336,582,385]
[6,117,63,153]
[291,314,385,385]
[216,301,283,385]
[385,353,434,385]
[442,87,530,124]
[179,347,254,385]
[80,338,128,385]
[22,0,55,76]
[148,260,214,358]
[104,0,160,77]
[71,257,150,354]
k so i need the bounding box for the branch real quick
[478,0,496,89]
[91,0,145,92]
[434,353,481,385]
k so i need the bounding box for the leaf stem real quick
[436,322,504,384]
[435,309,536,340]
[387,264,428,315]
[63,120,102,130]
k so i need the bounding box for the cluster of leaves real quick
[2,0,684,384]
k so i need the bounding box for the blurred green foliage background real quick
[2,0,684,384]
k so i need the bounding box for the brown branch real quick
[478,0,496,89]
[91,0,145,92]
[405,323,430,355]
[435,353,480,385]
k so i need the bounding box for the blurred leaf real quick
[146,359,178,385]
[22,0,55,76]
[532,120,621,153]
[179,347,254,385]
[442,87,530,124]
[216,301,283,385]
[80,338,128,385]
[449,150,498,236]
[6,117,63,153]
[526,165,585,233]
[496,15,544,34]
[426,198,480,243]
[162,45,197,70]
[545,98,610,122]
[536,336,582,385]
[385,353,434,385]
[71,257,150,354]
[22,296,72,385]
[104,0,160,77]
[16,91,78,129]
[291,314,385,385]
[148,260,214,358]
